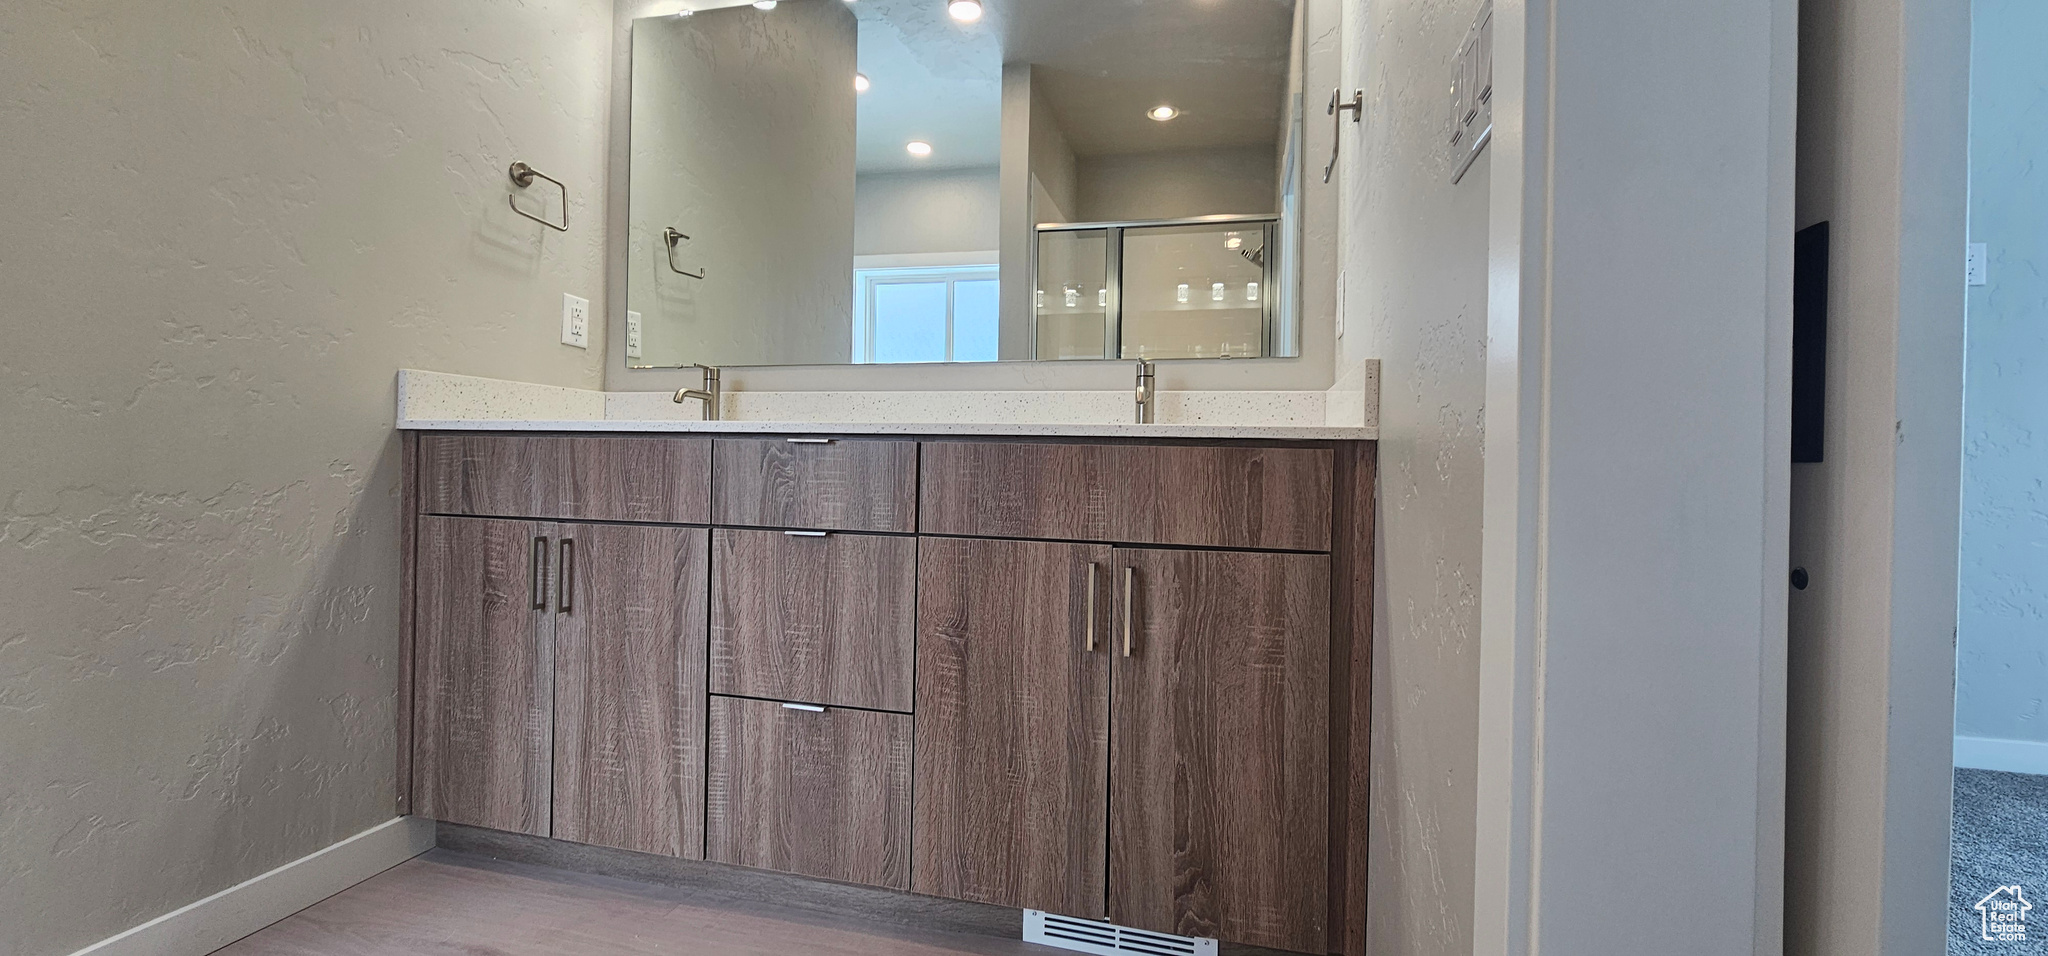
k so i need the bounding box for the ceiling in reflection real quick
[847,0,1295,174]
[853,0,1002,172]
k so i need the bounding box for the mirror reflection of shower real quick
[628,0,1309,369]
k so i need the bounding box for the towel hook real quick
[663,227,706,279]
[508,162,569,232]
[1323,89,1363,184]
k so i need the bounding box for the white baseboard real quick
[1954,735,2048,775]
[66,816,435,956]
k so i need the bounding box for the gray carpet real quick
[1952,769,2048,953]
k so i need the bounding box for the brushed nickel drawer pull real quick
[531,536,549,610]
[783,530,829,538]
[781,702,827,713]
[1122,566,1136,658]
[558,539,574,614]
[786,438,835,444]
[1085,562,1100,652]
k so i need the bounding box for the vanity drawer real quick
[420,434,711,524]
[919,441,1334,551]
[706,695,912,890]
[712,438,917,532]
[711,529,916,712]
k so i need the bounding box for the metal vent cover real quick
[1022,910,1218,956]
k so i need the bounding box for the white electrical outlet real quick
[626,310,644,359]
[1967,243,1988,287]
[562,293,590,349]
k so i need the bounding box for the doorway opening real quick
[1949,1,2048,949]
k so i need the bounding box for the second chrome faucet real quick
[1134,360,1155,424]
[672,364,721,421]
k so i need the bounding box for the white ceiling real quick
[853,0,1003,173]
[1000,0,1297,157]
[667,0,1297,173]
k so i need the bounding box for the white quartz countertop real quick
[398,417,1373,440]
[395,368,1379,442]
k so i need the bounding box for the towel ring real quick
[508,162,569,232]
[664,227,706,279]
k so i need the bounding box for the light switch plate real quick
[1967,243,1988,286]
[1450,0,1494,184]
[562,293,590,349]
[626,310,644,359]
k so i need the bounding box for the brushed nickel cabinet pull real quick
[1085,562,1100,652]
[781,702,827,713]
[783,530,829,538]
[532,536,549,610]
[558,539,574,614]
[786,438,835,444]
[1122,566,1135,658]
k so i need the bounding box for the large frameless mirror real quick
[626,0,1308,368]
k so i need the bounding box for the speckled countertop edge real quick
[396,417,1376,441]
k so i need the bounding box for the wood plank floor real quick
[214,849,1044,956]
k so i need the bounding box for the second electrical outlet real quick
[562,293,590,349]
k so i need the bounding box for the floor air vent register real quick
[1023,910,1219,956]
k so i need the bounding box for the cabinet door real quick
[711,529,916,711]
[553,523,709,858]
[1110,548,1330,952]
[912,537,1112,915]
[414,516,555,836]
[706,696,913,888]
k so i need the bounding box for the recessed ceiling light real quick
[854,72,870,93]
[753,0,777,9]
[1148,105,1179,122]
[676,7,694,16]
[948,0,983,23]
[906,140,933,157]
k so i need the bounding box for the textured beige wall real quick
[626,2,858,368]
[854,168,1001,257]
[1336,0,1490,953]
[0,0,612,952]
[1073,146,1280,223]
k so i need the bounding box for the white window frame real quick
[852,253,999,364]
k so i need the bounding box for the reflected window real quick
[854,266,1000,364]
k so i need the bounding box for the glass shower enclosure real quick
[1032,215,1284,361]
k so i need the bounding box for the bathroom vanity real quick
[397,0,1371,948]
[396,419,1374,956]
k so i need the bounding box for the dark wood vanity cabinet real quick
[421,434,712,524]
[412,510,708,857]
[706,695,913,888]
[414,515,555,837]
[913,536,1113,916]
[551,523,708,859]
[711,528,916,712]
[1111,548,1332,953]
[404,431,1373,955]
[919,440,1335,551]
[711,437,916,532]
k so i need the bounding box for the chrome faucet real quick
[1134,360,1155,424]
[673,363,721,421]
